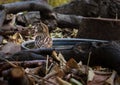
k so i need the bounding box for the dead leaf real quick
[66,58,79,69]
[58,53,67,64]
[88,68,95,81]
[50,64,65,78]
[52,51,61,62]
[2,39,8,44]
[9,32,24,44]
[71,29,78,37]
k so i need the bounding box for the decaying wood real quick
[0,60,45,74]
[0,0,54,27]
[1,0,52,14]
[56,13,120,28]
[77,17,120,40]
[54,0,120,40]
[54,0,120,19]
[73,41,120,75]
[6,48,54,61]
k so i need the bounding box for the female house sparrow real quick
[34,22,52,48]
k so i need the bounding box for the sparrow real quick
[34,22,53,48]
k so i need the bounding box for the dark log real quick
[0,0,54,26]
[0,60,45,76]
[6,48,54,61]
[73,41,120,75]
[56,13,83,28]
[77,18,120,40]
[16,11,120,29]
[56,0,120,40]
[2,0,52,14]
[16,12,83,28]
[9,51,46,61]
[0,24,30,36]
[54,0,120,19]
[57,14,120,28]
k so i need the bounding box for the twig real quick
[46,55,49,74]
[0,55,17,67]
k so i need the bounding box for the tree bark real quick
[54,0,120,19]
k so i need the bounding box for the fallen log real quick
[0,60,45,76]
[0,0,54,27]
[54,0,120,19]
[73,41,120,75]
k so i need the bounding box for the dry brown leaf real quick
[66,58,79,69]
[49,64,65,78]
[58,53,67,64]
[52,51,61,62]
[71,29,78,37]
[10,32,24,44]
[2,39,8,44]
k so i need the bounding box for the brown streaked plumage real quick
[34,22,52,48]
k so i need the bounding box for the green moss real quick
[0,0,20,4]
[48,0,70,7]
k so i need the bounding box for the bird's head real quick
[35,22,49,35]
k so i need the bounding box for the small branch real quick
[2,0,52,14]
[0,60,45,76]
[56,13,120,29]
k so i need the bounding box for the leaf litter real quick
[0,13,119,85]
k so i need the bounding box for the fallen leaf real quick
[50,64,65,78]
[71,29,78,37]
[10,32,24,44]
[2,39,8,44]
[88,68,95,81]
[66,58,79,69]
